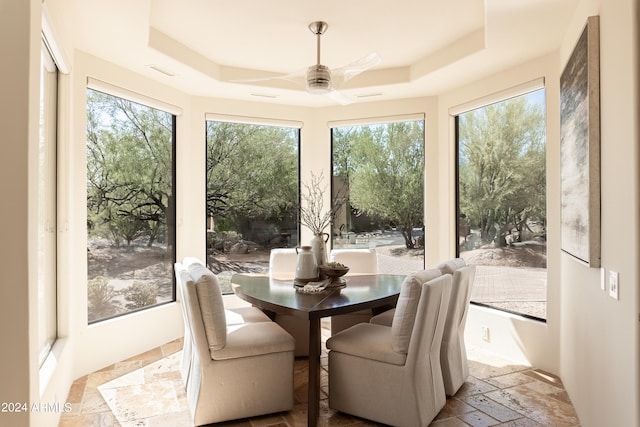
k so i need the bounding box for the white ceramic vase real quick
[310,232,329,268]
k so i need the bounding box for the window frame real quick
[85,86,178,324]
[37,38,59,366]
[454,84,547,322]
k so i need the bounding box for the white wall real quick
[65,52,187,378]
[0,1,39,426]
[439,53,562,371]
[558,0,639,426]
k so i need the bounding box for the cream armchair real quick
[175,258,295,425]
[327,269,452,427]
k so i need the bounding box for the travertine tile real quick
[485,371,536,389]
[463,394,523,422]
[454,376,499,398]
[459,410,500,426]
[485,385,580,427]
[59,336,580,427]
[431,417,471,427]
[435,397,476,419]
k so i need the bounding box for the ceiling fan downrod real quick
[308,21,328,65]
[307,21,331,94]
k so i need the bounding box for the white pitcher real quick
[295,246,318,282]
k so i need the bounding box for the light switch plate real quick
[609,271,619,300]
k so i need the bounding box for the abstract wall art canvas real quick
[560,15,601,267]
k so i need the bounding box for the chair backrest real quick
[269,248,298,275]
[405,274,452,420]
[178,258,230,360]
[390,268,442,353]
[437,257,466,275]
[329,248,378,274]
[439,260,476,395]
[443,265,476,337]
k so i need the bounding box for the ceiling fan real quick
[238,21,381,104]
[305,21,380,98]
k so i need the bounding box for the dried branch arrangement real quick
[299,171,346,234]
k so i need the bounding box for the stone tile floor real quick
[59,320,580,427]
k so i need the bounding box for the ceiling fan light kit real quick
[306,64,332,94]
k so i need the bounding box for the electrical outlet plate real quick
[600,268,606,291]
[609,271,619,300]
[481,326,490,342]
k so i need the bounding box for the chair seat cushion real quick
[211,321,295,360]
[327,323,407,366]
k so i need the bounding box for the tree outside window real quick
[332,120,425,273]
[457,89,547,320]
[205,121,299,292]
[86,88,176,323]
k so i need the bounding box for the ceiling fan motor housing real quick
[307,64,332,94]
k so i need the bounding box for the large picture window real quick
[205,120,299,292]
[456,88,547,320]
[86,88,176,323]
[331,119,425,273]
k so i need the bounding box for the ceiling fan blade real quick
[333,52,382,83]
[327,89,355,105]
[231,68,306,85]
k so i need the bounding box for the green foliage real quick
[122,281,158,310]
[205,121,298,241]
[333,121,425,248]
[458,94,546,246]
[86,89,174,248]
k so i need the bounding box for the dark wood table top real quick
[231,273,406,319]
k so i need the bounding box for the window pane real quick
[205,121,299,292]
[457,89,547,320]
[331,120,425,273]
[38,44,58,366]
[86,89,176,323]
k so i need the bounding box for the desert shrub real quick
[122,281,158,309]
[88,276,118,321]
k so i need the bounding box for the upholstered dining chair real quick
[327,269,452,427]
[269,248,310,356]
[437,258,476,396]
[369,258,476,396]
[176,258,295,425]
[329,248,379,334]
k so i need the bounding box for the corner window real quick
[86,88,176,323]
[456,88,547,320]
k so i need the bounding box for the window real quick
[38,41,58,366]
[205,120,299,292]
[456,88,547,320]
[331,119,425,273]
[86,88,176,323]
